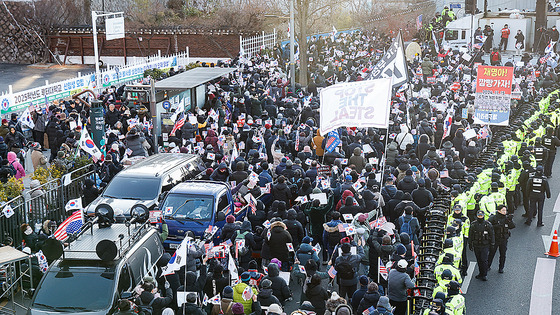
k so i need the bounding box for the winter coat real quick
[219,222,239,243]
[210,163,230,182]
[396,214,421,244]
[296,243,321,266]
[348,147,366,173]
[257,288,281,307]
[5,130,26,150]
[211,298,234,315]
[181,302,205,315]
[351,285,368,312]
[233,282,258,314]
[7,152,25,179]
[411,187,433,208]
[339,196,364,216]
[357,291,381,314]
[266,221,292,262]
[303,194,334,237]
[416,135,431,160]
[306,283,329,315]
[261,263,291,303]
[139,287,173,315]
[397,176,418,194]
[385,142,399,167]
[387,268,415,302]
[205,129,219,151]
[272,182,292,205]
[334,251,362,286]
[283,211,304,246]
[125,132,146,157]
[421,58,434,76]
[31,149,48,171]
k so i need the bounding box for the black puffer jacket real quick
[397,175,418,194]
[357,291,381,314]
[283,209,304,247]
[125,132,146,157]
[266,221,292,262]
[257,288,281,307]
[306,283,329,315]
[272,182,292,205]
[261,263,291,303]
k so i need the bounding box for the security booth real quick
[153,67,237,146]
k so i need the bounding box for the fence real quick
[240,30,276,57]
[0,164,95,247]
[0,49,193,116]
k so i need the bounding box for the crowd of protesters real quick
[5,20,560,315]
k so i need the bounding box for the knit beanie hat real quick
[232,303,244,314]
[222,286,234,299]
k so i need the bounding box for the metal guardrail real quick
[0,164,95,247]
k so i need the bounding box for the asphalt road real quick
[0,64,93,95]
[464,156,560,314]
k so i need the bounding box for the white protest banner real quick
[319,78,392,135]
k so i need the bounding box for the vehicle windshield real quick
[103,176,161,200]
[162,194,214,221]
[32,266,114,311]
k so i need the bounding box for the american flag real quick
[328,266,337,278]
[249,194,257,214]
[378,257,388,280]
[416,14,422,30]
[54,210,83,241]
[170,112,185,135]
[363,305,376,315]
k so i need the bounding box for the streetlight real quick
[263,0,296,92]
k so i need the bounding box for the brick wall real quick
[0,2,45,64]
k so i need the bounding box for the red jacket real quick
[501,28,510,38]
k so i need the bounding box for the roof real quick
[154,67,237,90]
[446,13,484,30]
[120,153,199,177]
[63,224,149,260]
[170,181,229,196]
[0,246,29,265]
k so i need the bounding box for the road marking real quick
[553,192,560,212]
[529,258,556,315]
[461,261,476,294]
[541,213,560,252]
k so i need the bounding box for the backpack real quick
[138,297,156,315]
[235,231,250,256]
[335,260,355,280]
[400,217,413,236]
[328,229,342,247]
[7,162,16,177]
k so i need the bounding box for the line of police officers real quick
[423,90,560,314]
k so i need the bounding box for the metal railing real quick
[0,164,95,246]
[240,30,277,57]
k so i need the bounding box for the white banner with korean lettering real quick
[319,78,392,135]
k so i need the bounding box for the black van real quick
[28,210,164,314]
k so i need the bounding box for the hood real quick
[362,190,374,201]
[287,209,297,220]
[400,232,410,244]
[234,282,249,294]
[342,190,354,200]
[217,162,228,170]
[377,296,392,310]
[394,190,405,200]
[186,271,197,286]
[139,291,155,304]
[400,125,409,133]
[388,142,398,151]
[7,151,16,163]
[402,175,414,183]
[270,221,287,230]
[207,129,217,137]
[419,134,429,143]
[323,222,340,232]
[30,179,41,189]
[259,288,273,298]
[241,220,252,232]
[345,196,355,206]
[353,147,362,155]
[298,243,314,253]
[267,262,280,277]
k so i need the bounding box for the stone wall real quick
[0,1,45,64]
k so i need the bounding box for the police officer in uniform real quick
[469,210,494,281]
[533,137,549,168]
[519,161,534,218]
[542,126,560,177]
[488,204,515,273]
[525,165,551,226]
[445,281,465,315]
